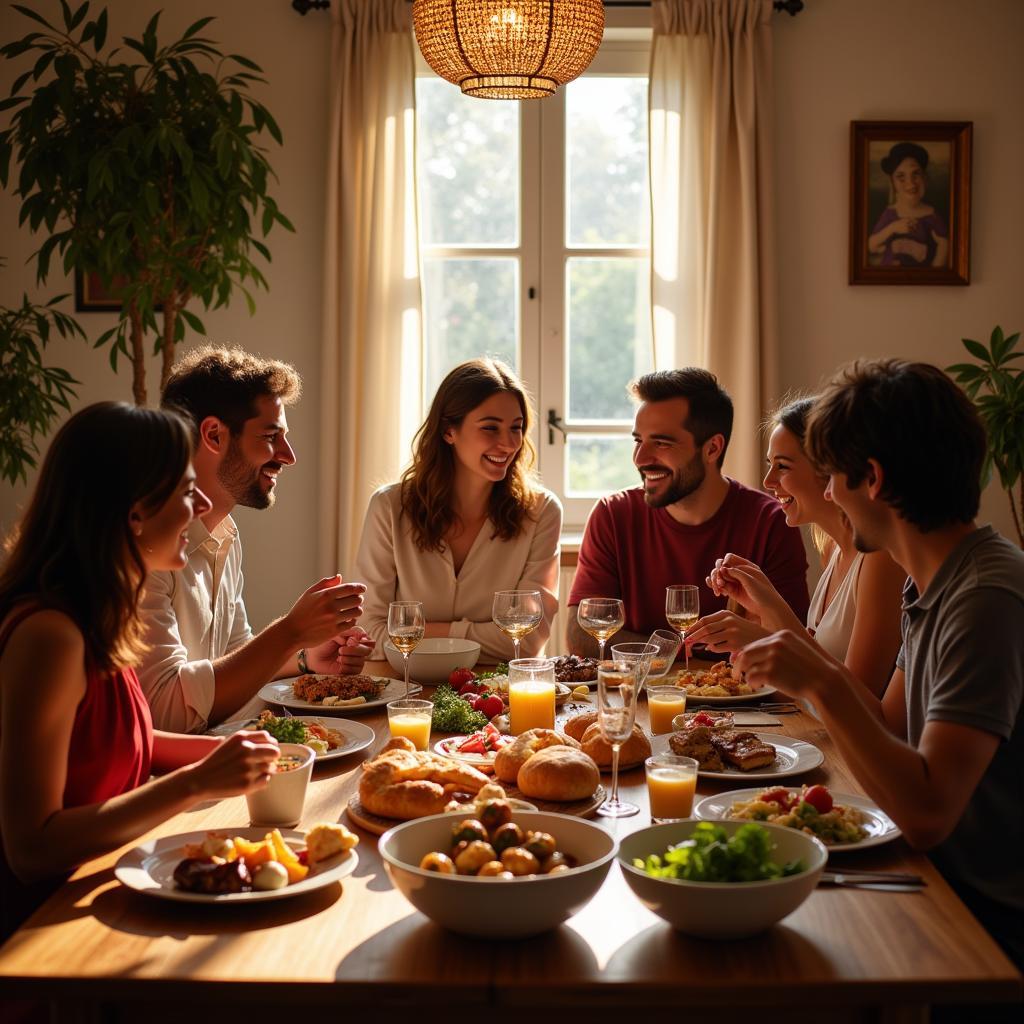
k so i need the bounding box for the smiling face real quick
[135,465,212,572]
[762,424,829,528]
[445,391,525,486]
[631,397,712,508]
[825,471,883,554]
[891,157,926,204]
[216,394,296,510]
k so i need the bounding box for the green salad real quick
[633,822,805,882]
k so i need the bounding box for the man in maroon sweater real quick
[568,368,809,655]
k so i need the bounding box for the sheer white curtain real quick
[649,0,778,485]
[320,0,422,572]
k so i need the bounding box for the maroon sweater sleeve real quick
[569,497,623,605]
[759,508,811,623]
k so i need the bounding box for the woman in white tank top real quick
[685,397,904,697]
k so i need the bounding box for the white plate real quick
[657,731,823,780]
[433,734,515,769]
[258,676,421,714]
[115,827,358,903]
[693,788,901,852]
[680,684,778,706]
[209,716,375,762]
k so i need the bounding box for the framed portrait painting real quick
[849,121,972,285]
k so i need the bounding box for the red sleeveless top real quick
[0,605,154,936]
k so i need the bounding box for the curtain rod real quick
[292,1,804,16]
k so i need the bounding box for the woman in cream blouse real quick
[354,359,562,661]
[685,396,905,698]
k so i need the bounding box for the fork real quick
[821,869,926,889]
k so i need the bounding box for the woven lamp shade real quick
[413,0,605,100]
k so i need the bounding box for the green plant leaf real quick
[11,5,56,31]
[93,8,107,50]
[962,337,992,365]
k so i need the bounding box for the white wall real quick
[0,0,334,630]
[773,0,1024,542]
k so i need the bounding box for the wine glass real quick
[595,659,639,818]
[492,590,544,661]
[666,585,699,671]
[577,597,625,660]
[387,600,424,698]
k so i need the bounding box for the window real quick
[415,33,651,527]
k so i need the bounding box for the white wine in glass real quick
[387,600,424,698]
[492,590,544,661]
[577,598,626,660]
[595,659,639,818]
[666,585,699,670]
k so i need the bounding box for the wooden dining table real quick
[0,661,1020,1024]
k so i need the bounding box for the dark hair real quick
[805,359,986,531]
[162,345,301,438]
[629,368,733,466]
[401,358,539,552]
[880,141,929,176]
[0,402,193,670]
[769,395,817,447]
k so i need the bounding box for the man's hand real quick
[733,628,840,697]
[282,575,366,651]
[307,627,374,675]
[684,610,769,655]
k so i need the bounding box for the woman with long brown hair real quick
[355,358,561,660]
[0,402,279,936]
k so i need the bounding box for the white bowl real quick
[617,819,826,939]
[383,637,481,685]
[379,810,618,938]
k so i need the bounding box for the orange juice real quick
[388,713,431,751]
[509,681,556,735]
[648,689,686,734]
[646,768,696,820]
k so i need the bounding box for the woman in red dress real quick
[0,402,280,936]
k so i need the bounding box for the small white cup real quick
[245,742,315,828]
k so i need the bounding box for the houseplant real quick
[0,3,292,405]
[946,325,1024,547]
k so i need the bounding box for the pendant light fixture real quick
[412,0,605,100]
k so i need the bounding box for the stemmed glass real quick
[595,659,640,818]
[666,585,699,671]
[387,600,424,699]
[577,597,625,661]
[492,590,544,661]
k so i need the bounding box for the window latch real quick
[547,409,568,445]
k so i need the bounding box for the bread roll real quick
[493,728,579,784]
[579,722,651,768]
[516,746,600,801]
[563,711,599,742]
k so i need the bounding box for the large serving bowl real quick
[383,637,481,686]
[380,810,618,938]
[617,819,827,939]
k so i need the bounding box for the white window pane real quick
[422,258,519,398]
[566,77,649,247]
[416,78,519,246]
[566,435,637,497]
[566,257,652,421]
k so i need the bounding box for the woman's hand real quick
[684,610,770,654]
[187,730,280,800]
[706,555,779,620]
[732,629,837,698]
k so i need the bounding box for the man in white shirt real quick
[138,346,371,732]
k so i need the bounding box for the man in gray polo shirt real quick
[732,359,1024,972]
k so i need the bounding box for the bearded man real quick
[567,368,809,654]
[138,346,371,732]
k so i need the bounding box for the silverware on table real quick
[821,869,926,891]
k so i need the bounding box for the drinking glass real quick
[507,657,556,735]
[666,585,700,671]
[386,698,433,751]
[595,659,639,818]
[643,628,683,681]
[610,642,657,691]
[492,590,544,661]
[577,597,626,660]
[645,754,698,823]
[387,600,424,698]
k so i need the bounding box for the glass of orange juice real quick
[646,685,687,734]
[386,698,433,750]
[645,754,698,823]
[508,657,556,735]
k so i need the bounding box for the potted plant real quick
[0,3,292,405]
[947,326,1024,547]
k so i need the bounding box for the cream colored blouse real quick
[353,483,562,661]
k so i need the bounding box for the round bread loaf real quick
[579,722,651,767]
[492,728,579,784]
[563,711,599,742]
[516,746,600,801]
